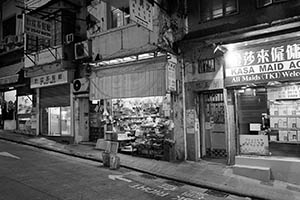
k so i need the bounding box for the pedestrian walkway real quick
[1,130,300,200]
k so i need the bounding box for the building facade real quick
[181,0,300,184]
[0,0,30,132]
[83,0,186,161]
[23,0,87,143]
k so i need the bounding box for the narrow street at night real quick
[0,140,252,200]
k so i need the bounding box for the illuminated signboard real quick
[225,38,300,86]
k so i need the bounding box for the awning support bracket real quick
[25,53,37,66]
[47,47,58,60]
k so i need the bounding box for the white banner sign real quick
[30,71,69,88]
[130,0,153,31]
[25,15,52,39]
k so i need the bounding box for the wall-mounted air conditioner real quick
[73,78,89,93]
[74,40,92,60]
[14,35,23,45]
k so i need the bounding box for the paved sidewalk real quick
[1,130,300,200]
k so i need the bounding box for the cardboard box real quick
[288,131,298,141]
[287,104,296,115]
[296,117,300,128]
[288,118,297,129]
[269,103,278,115]
[270,135,278,141]
[278,117,288,128]
[278,130,288,141]
[270,117,279,128]
[278,105,288,115]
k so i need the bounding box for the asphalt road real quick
[0,140,252,200]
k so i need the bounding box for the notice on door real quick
[186,109,195,134]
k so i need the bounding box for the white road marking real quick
[108,174,132,183]
[0,152,20,159]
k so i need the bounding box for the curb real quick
[0,136,269,200]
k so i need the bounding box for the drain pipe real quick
[181,56,187,160]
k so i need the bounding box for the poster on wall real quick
[17,95,33,114]
[186,109,195,134]
[240,135,269,155]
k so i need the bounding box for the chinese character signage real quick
[240,135,269,155]
[30,71,69,88]
[166,53,177,92]
[25,15,52,39]
[225,39,300,86]
[130,0,153,31]
[166,62,176,92]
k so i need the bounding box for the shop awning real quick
[0,62,23,85]
[90,56,167,100]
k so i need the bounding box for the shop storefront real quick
[183,43,227,163]
[30,70,73,141]
[224,33,300,184]
[90,55,177,161]
[0,61,35,133]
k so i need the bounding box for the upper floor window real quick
[256,0,288,8]
[200,0,238,22]
[2,15,16,38]
[111,6,130,29]
[198,58,215,73]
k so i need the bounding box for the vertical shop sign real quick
[166,53,177,92]
[225,38,300,86]
[240,135,269,155]
[166,62,176,92]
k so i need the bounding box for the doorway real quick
[200,91,227,163]
[42,106,71,136]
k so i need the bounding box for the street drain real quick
[204,189,229,198]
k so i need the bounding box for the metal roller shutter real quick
[40,84,70,108]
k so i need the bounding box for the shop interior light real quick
[267,81,282,86]
[92,100,99,104]
[94,51,166,67]
[138,53,154,60]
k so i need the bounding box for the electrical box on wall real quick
[65,33,74,44]
[73,78,89,94]
[74,40,92,60]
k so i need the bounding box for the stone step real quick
[233,164,271,182]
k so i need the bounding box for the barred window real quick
[198,58,215,73]
[200,0,238,22]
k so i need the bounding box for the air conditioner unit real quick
[73,78,89,93]
[65,33,74,44]
[14,35,23,45]
[74,40,92,60]
[4,36,13,45]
